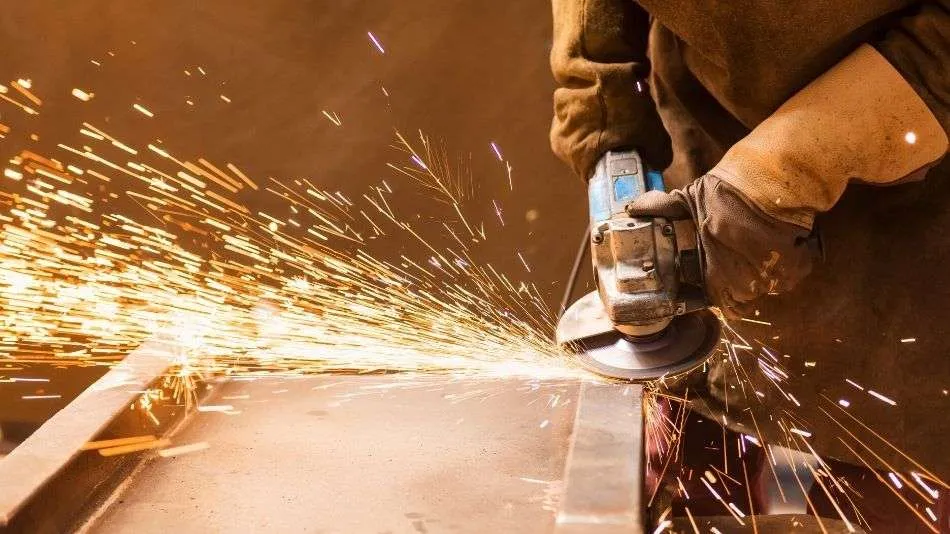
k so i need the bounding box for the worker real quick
[550,0,948,529]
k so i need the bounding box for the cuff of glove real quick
[712,44,948,229]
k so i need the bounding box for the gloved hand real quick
[625,44,947,314]
[626,174,814,315]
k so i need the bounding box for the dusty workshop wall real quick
[0,0,587,304]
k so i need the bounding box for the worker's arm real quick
[628,1,949,312]
[549,0,671,180]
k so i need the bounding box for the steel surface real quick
[555,382,645,534]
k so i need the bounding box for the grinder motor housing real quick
[587,150,707,338]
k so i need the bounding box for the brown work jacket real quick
[550,0,950,476]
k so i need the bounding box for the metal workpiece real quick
[0,340,189,534]
[86,376,576,534]
[555,382,647,534]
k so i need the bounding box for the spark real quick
[21,394,61,400]
[517,251,531,273]
[492,200,505,226]
[197,404,234,412]
[12,79,41,106]
[683,507,699,533]
[80,128,105,140]
[868,390,897,406]
[82,435,157,450]
[367,31,386,54]
[322,110,343,127]
[0,97,581,403]
[888,472,904,489]
[900,337,916,343]
[490,142,503,161]
[905,131,917,144]
[701,478,745,526]
[727,502,746,518]
[0,85,38,114]
[220,95,231,103]
[99,438,171,457]
[410,154,427,170]
[133,103,155,117]
[911,472,940,499]
[72,88,94,102]
[158,441,210,457]
[676,476,690,498]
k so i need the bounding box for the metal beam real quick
[555,382,646,534]
[0,339,182,532]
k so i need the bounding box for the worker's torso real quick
[638,0,915,126]
[637,0,950,475]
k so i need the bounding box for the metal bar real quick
[555,382,646,534]
[0,339,179,528]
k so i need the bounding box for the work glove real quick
[632,44,948,314]
[626,175,814,315]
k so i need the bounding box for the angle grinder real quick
[556,150,721,381]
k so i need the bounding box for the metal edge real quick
[554,382,647,534]
[0,339,190,533]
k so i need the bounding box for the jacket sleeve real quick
[874,0,949,130]
[708,2,949,230]
[549,0,671,180]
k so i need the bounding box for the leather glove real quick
[626,174,814,315]
[629,45,947,314]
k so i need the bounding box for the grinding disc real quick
[570,311,721,381]
[557,291,721,381]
